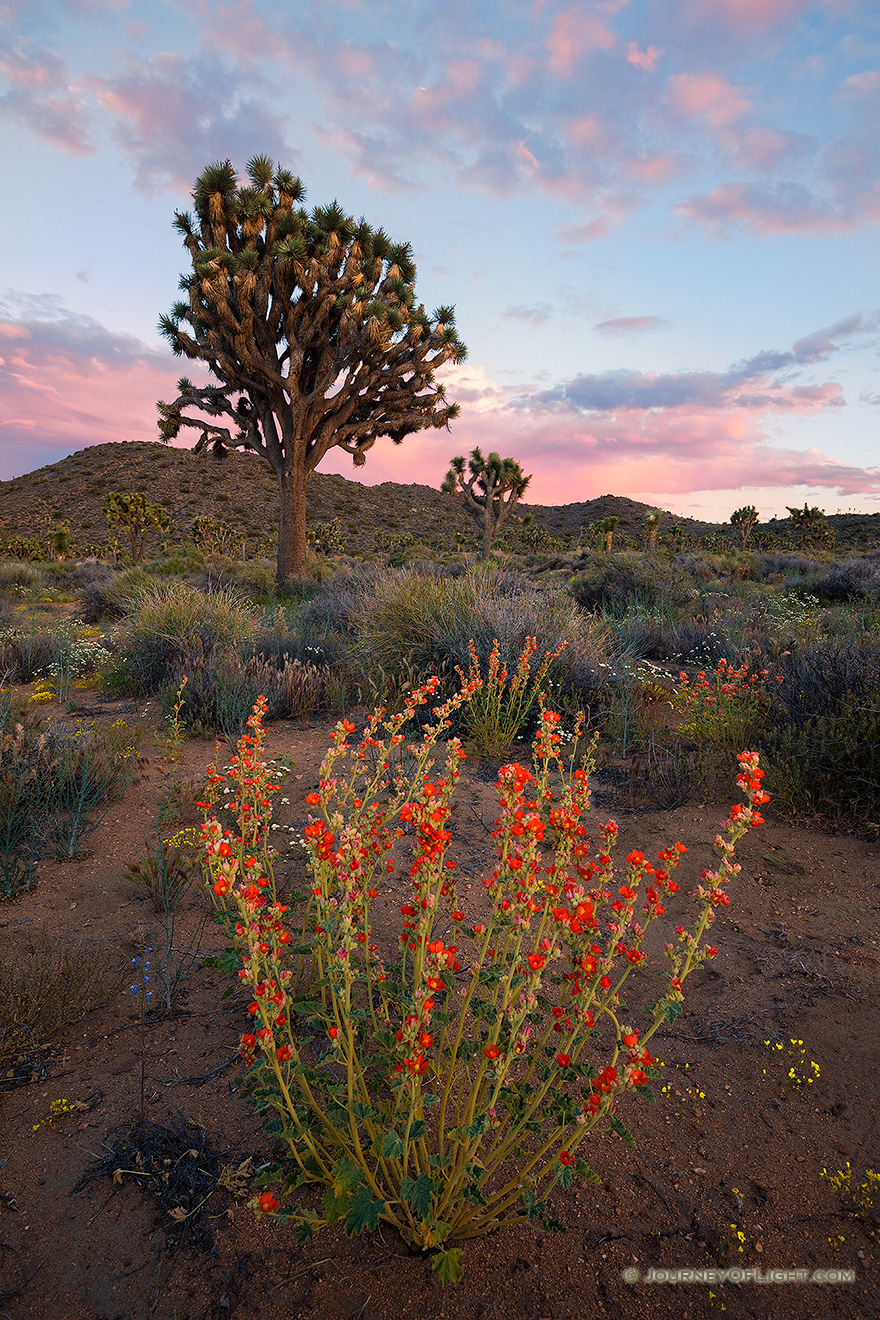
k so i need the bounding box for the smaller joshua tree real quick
[103,492,172,563]
[643,509,663,554]
[730,505,759,552]
[442,448,531,560]
[591,515,618,554]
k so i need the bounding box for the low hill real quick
[1,441,878,555]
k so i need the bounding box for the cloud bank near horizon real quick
[2,292,878,508]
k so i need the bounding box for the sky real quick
[1,0,879,521]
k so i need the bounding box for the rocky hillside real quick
[1,441,878,554]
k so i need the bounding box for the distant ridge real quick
[1,441,878,552]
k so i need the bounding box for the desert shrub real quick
[761,591,823,641]
[76,565,156,624]
[0,620,57,684]
[0,721,56,896]
[672,551,723,582]
[124,831,200,910]
[0,938,124,1069]
[352,565,520,671]
[763,636,880,725]
[150,543,207,576]
[44,718,144,859]
[297,564,379,638]
[813,558,880,603]
[161,650,326,739]
[567,553,690,613]
[0,560,43,595]
[445,583,611,712]
[744,637,880,825]
[752,553,822,582]
[118,583,257,694]
[767,696,880,826]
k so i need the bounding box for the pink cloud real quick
[669,72,751,128]
[594,316,669,334]
[838,71,880,95]
[546,6,615,76]
[677,180,862,235]
[681,0,808,34]
[556,191,641,241]
[0,300,198,462]
[0,42,91,152]
[410,404,880,505]
[626,43,660,71]
[724,125,806,172]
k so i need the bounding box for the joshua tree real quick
[102,492,172,563]
[730,505,760,551]
[786,503,835,549]
[442,448,531,559]
[786,501,839,549]
[157,156,466,585]
[643,508,664,553]
[590,515,618,554]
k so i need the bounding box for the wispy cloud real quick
[503,302,554,325]
[0,40,91,152]
[89,54,295,193]
[594,316,669,335]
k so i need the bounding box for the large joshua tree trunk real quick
[277,464,309,583]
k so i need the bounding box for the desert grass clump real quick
[45,718,144,860]
[0,560,44,596]
[0,719,56,896]
[124,831,200,910]
[76,564,157,624]
[161,650,327,740]
[0,938,124,1069]
[118,582,257,694]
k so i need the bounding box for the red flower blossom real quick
[258,1192,279,1213]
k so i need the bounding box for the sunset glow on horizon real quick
[2,0,879,522]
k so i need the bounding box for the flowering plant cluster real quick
[199,678,767,1285]
[456,635,567,756]
[674,658,776,751]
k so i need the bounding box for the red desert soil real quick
[1,694,878,1320]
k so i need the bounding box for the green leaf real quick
[344,1185,385,1236]
[380,1131,403,1159]
[609,1114,636,1148]
[428,1153,453,1171]
[447,1125,469,1144]
[322,1186,350,1225]
[331,1157,364,1197]
[432,1248,464,1286]
[557,1164,574,1191]
[409,1119,428,1141]
[296,1217,318,1243]
[575,1160,602,1185]
[401,1173,434,1221]
[353,1101,375,1120]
